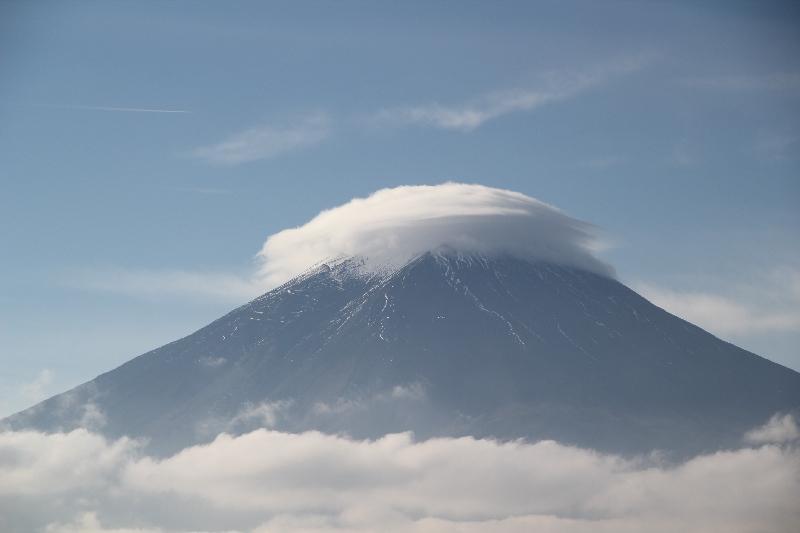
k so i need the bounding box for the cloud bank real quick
[256,183,613,288]
[1,422,798,533]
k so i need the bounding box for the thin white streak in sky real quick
[34,104,190,113]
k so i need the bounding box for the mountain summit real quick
[7,251,800,456]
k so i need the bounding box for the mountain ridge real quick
[5,252,800,457]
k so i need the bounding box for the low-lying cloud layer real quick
[256,183,613,288]
[1,420,798,533]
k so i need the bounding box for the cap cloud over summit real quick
[256,183,614,288]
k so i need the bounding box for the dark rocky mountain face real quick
[6,253,800,457]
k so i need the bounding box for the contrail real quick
[35,104,190,113]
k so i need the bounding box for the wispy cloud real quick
[191,112,330,165]
[745,414,800,445]
[637,285,800,336]
[373,56,650,132]
[681,72,800,91]
[374,89,559,132]
[65,268,263,304]
[19,369,55,405]
[635,268,800,337]
[34,104,190,113]
[0,369,57,418]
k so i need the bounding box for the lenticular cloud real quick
[256,183,613,288]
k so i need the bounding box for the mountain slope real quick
[6,253,800,456]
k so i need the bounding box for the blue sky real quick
[1,0,799,416]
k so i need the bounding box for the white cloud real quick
[21,386,109,433]
[0,422,798,533]
[198,356,228,368]
[0,429,136,497]
[745,414,800,445]
[228,401,292,430]
[1,369,58,419]
[310,383,425,418]
[374,56,649,132]
[194,401,294,440]
[389,383,425,401]
[256,183,614,288]
[635,271,800,337]
[375,89,559,132]
[78,402,108,431]
[19,369,54,405]
[192,113,330,165]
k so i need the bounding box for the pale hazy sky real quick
[1,0,799,416]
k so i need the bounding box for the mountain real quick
[5,252,800,457]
